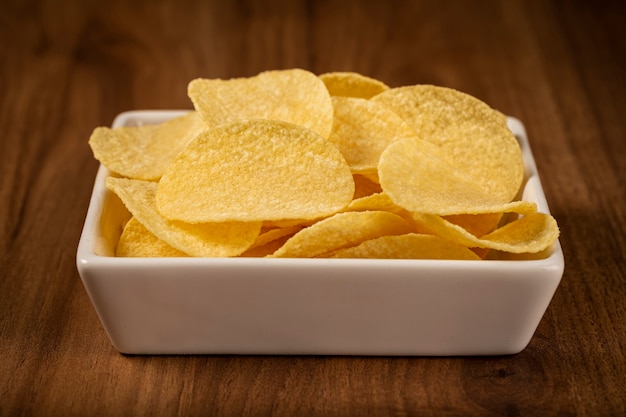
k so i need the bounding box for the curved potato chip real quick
[328,97,417,174]
[188,69,333,138]
[479,212,560,253]
[373,85,524,202]
[270,211,415,258]
[88,111,207,180]
[319,71,389,99]
[116,217,187,257]
[378,137,535,215]
[331,233,481,260]
[106,177,262,257]
[157,119,355,223]
[412,211,559,254]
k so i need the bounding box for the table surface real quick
[1,0,625,416]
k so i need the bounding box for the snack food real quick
[319,71,390,99]
[88,69,559,259]
[156,119,355,223]
[88,111,206,180]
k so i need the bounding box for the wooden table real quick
[2,0,624,415]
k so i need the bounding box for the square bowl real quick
[76,111,564,355]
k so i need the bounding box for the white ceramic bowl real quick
[76,111,564,355]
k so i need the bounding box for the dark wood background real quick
[1,0,624,416]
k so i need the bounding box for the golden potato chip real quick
[331,233,481,260]
[373,85,524,203]
[116,217,187,257]
[88,111,207,180]
[479,212,560,253]
[412,211,559,254]
[188,69,333,138]
[328,97,417,174]
[319,71,389,99]
[378,137,536,215]
[270,211,415,258]
[156,119,355,223]
[106,177,262,257]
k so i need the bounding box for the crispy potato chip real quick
[106,177,262,257]
[270,211,415,258]
[89,111,207,180]
[412,211,559,254]
[331,233,481,260]
[319,71,389,99]
[116,217,187,257]
[378,137,536,215]
[479,212,560,253]
[188,69,333,138]
[328,97,417,174]
[373,85,524,203]
[156,119,355,223]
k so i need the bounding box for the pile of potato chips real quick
[89,69,559,259]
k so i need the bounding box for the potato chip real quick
[188,69,333,138]
[378,137,536,215]
[331,233,481,260]
[319,71,389,99]
[116,217,187,257]
[106,177,262,257]
[328,97,417,174]
[373,85,524,203]
[156,119,355,223]
[270,211,415,258]
[88,111,207,180]
[412,211,559,254]
[478,212,560,253]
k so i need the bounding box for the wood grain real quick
[1,0,625,416]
